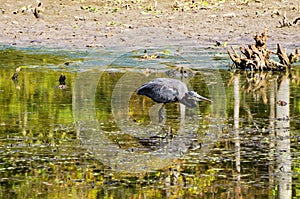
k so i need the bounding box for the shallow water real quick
[0,45,300,198]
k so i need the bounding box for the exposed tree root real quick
[228,28,299,71]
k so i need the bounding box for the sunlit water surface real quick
[0,45,300,198]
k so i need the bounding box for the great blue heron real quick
[137,78,212,122]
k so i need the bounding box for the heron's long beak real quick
[190,91,212,103]
[196,95,212,102]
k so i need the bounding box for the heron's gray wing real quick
[159,84,179,102]
[137,82,178,103]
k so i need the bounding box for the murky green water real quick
[0,45,300,198]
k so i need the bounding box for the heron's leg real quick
[158,104,166,123]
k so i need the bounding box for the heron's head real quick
[180,91,212,108]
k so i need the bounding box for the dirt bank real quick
[0,0,299,49]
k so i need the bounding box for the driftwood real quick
[228,29,299,71]
[278,12,300,27]
[166,66,196,78]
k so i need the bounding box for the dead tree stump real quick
[228,28,299,71]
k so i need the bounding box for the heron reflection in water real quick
[137,78,212,122]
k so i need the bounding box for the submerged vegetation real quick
[0,45,300,198]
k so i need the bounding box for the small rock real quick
[74,16,85,21]
[208,14,217,18]
[86,44,95,47]
[223,12,236,18]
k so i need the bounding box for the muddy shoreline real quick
[1,0,299,50]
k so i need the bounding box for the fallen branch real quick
[278,12,300,27]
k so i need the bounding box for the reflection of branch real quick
[230,70,294,105]
[12,78,20,90]
[12,67,21,80]
[276,75,291,198]
[12,67,21,90]
[227,73,238,86]
[242,103,253,123]
[241,71,270,104]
